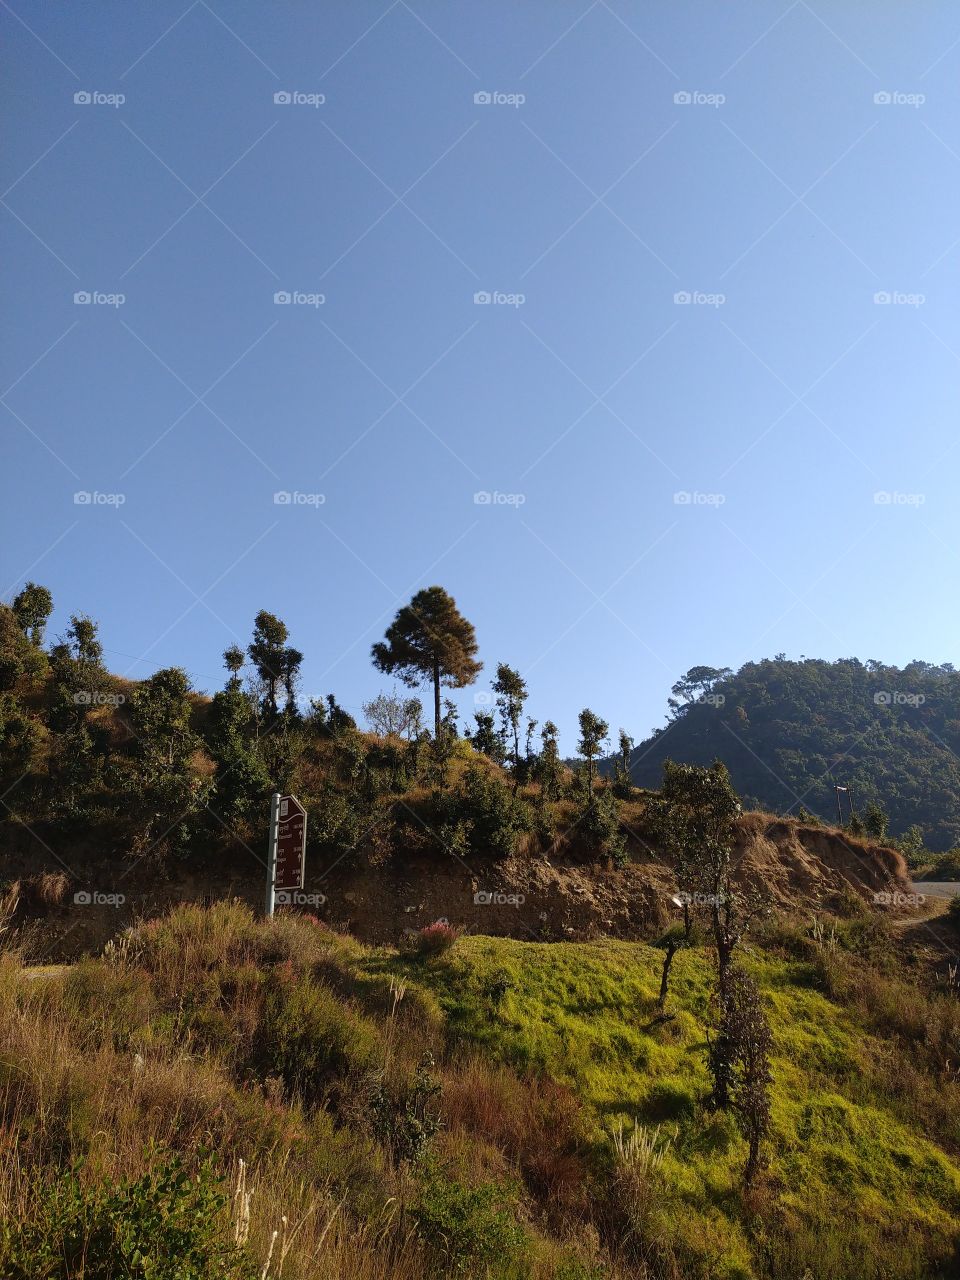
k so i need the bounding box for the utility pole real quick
[265,791,280,918]
[835,785,852,827]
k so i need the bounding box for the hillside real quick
[0,598,919,960]
[2,902,958,1280]
[2,599,959,1278]
[624,658,960,851]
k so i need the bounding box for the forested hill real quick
[627,657,960,850]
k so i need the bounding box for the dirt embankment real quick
[2,814,914,961]
[733,813,911,908]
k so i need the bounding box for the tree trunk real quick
[432,654,441,741]
[657,940,678,1012]
[744,1136,760,1187]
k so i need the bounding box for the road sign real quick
[265,792,308,917]
[276,794,307,889]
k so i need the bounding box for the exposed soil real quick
[3,814,914,962]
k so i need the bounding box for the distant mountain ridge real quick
[623,657,960,851]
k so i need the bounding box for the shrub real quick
[414,921,460,958]
[368,1053,443,1165]
[578,787,627,866]
[256,972,380,1100]
[0,1153,256,1280]
[927,851,960,881]
[450,763,531,858]
[411,1160,527,1276]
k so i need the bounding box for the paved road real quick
[912,881,960,900]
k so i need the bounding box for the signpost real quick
[265,792,307,918]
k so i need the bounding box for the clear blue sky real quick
[3,2,958,750]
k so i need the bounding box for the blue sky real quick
[2,1,959,750]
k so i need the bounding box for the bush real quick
[257,971,380,1099]
[578,787,627,866]
[0,1153,256,1280]
[448,763,531,858]
[411,1160,527,1276]
[926,851,960,881]
[414,921,460,958]
[368,1053,443,1165]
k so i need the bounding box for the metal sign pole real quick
[265,791,280,918]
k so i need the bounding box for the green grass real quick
[4,903,958,1279]
[364,935,960,1279]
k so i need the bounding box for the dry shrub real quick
[412,920,459,958]
[21,871,71,908]
[441,1055,594,1223]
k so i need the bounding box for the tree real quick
[667,665,732,717]
[524,717,538,763]
[863,801,889,842]
[653,922,689,1015]
[48,615,106,729]
[129,667,209,849]
[131,667,198,774]
[649,760,764,1085]
[492,663,527,784]
[206,681,270,822]
[613,729,634,798]
[710,966,773,1185]
[308,694,356,739]
[897,823,927,867]
[577,708,608,792]
[65,614,103,667]
[372,586,481,740]
[12,582,53,646]
[0,604,46,689]
[363,689,423,740]
[247,611,301,718]
[469,709,502,762]
[223,644,245,691]
[535,721,562,801]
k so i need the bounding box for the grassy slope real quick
[2,903,958,1279]
[365,935,960,1279]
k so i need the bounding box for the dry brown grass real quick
[441,1054,595,1226]
[0,931,436,1279]
[0,904,622,1278]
